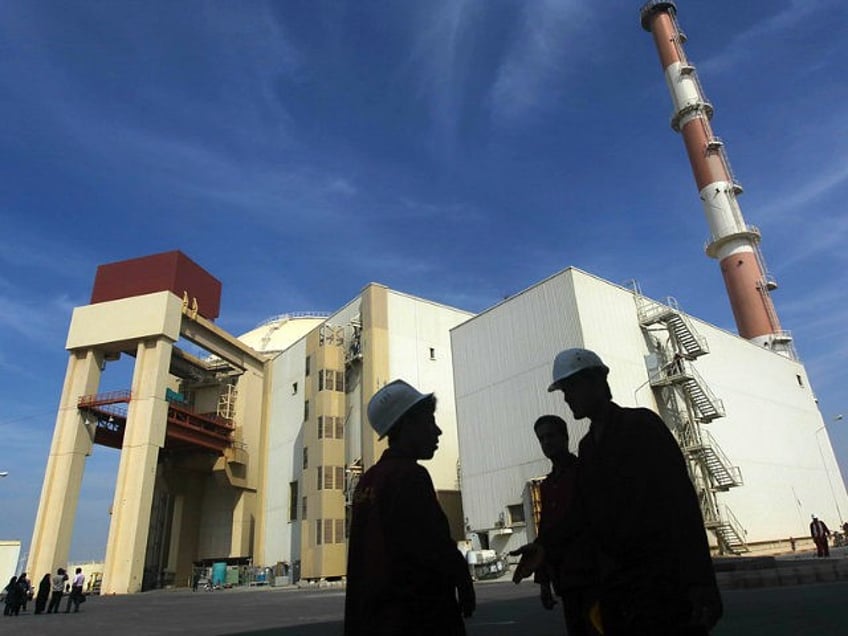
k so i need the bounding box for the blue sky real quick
[2,0,847,562]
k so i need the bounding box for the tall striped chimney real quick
[640,1,794,357]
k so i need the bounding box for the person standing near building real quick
[522,415,598,635]
[15,572,31,613]
[344,379,475,636]
[34,573,51,615]
[3,576,21,616]
[46,568,67,614]
[514,348,722,635]
[810,515,831,557]
[64,567,85,613]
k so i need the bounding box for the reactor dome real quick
[238,312,330,354]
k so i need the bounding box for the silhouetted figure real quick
[520,414,599,635]
[16,572,30,612]
[34,573,51,614]
[514,348,722,635]
[46,568,67,614]
[3,576,21,616]
[810,515,831,557]
[344,380,475,636]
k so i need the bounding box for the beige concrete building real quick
[27,252,471,592]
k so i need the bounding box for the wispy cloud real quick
[0,293,74,344]
[699,0,836,74]
[408,0,478,149]
[488,0,586,125]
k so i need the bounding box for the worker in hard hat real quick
[344,379,475,636]
[513,348,722,635]
[524,414,600,635]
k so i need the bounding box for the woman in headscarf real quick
[3,576,20,616]
[34,573,51,615]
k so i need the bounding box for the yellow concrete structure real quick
[29,276,471,592]
[28,291,267,593]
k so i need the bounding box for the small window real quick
[796,374,804,387]
[429,347,436,360]
[324,519,334,544]
[317,416,324,440]
[317,466,323,490]
[316,519,322,545]
[304,400,310,421]
[334,519,345,544]
[507,504,525,525]
[302,447,308,470]
[335,417,344,440]
[289,482,298,521]
[335,466,344,491]
[301,496,308,520]
[324,465,334,490]
[305,356,311,377]
[292,382,298,395]
[336,370,345,392]
[318,371,325,391]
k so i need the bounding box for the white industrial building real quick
[451,267,847,556]
[244,283,471,580]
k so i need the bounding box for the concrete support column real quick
[27,349,102,578]
[360,284,389,469]
[231,490,255,557]
[101,337,172,594]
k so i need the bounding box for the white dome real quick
[238,312,329,353]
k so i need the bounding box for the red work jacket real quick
[344,447,470,636]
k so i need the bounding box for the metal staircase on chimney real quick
[633,287,748,554]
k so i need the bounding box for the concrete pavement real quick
[3,575,847,636]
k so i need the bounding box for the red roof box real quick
[91,251,222,320]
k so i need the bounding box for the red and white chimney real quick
[640,1,794,357]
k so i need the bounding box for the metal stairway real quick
[684,430,743,491]
[704,505,748,553]
[637,296,709,359]
[633,286,748,554]
[650,360,725,422]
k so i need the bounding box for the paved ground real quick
[4,577,847,636]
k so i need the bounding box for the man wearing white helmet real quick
[344,379,475,636]
[514,348,722,635]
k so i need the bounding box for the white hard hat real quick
[548,348,609,392]
[367,379,434,439]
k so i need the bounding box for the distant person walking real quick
[65,567,85,613]
[810,515,831,557]
[46,568,67,614]
[34,573,51,614]
[344,380,475,636]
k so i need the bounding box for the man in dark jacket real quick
[810,515,831,557]
[344,379,475,636]
[515,348,722,635]
[529,414,599,635]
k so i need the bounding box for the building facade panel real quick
[453,268,848,552]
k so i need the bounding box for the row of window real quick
[294,367,346,396]
[316,518,346,545]
[317,465,346,491]
[318,369,345,392]
[318,415,344,439]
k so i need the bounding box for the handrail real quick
[681,360,725,419]
[701,430,742,486]
[78,390,132,406]
[255,312,330,329]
